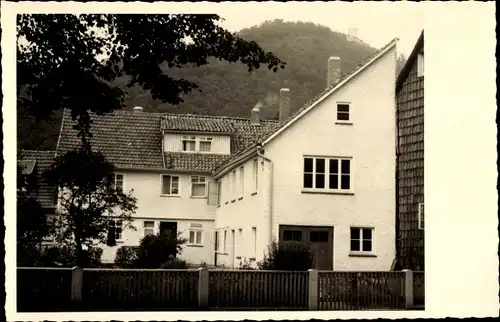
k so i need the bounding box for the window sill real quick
[335,121,353,126]
[160,194,181,198]
[238,197,243,201]
[302,189,354,195]
[231,199,236,203]
[224,201,229,205]
[349,253,377,258]
[187,244,204,248]
[250,192,257,196]
[236,256,242,260]
[190,196,207,199]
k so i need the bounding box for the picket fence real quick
[17,267,424,311]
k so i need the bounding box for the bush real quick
[134,232,187,269]
[114,246,139,268]
[239,257,256,270]
[37,244,103,267]
[258,241,314,271]
[160,257,188,269]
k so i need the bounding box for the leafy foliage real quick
[44,147,138,265]
[18,19,377,150]
[114,246,139,268]
[133,232,188,269]
[17,14,285,144]
[258,241,315,271]
[37,244,103,268]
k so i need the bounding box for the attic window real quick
[417,53,424,78]
[336,104,350,122]
[199,137,213,152]
[182,136,196,152]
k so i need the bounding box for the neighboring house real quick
[17,150,58,244]
[51,37,398,269]
[395,31,424,271]
[212,38,398,271]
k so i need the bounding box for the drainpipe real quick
[256,148,274,246]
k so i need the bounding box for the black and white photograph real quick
[3,1,497,319]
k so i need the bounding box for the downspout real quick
[257,148,274,246]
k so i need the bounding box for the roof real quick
[18,150,57,209]
[214,37,399,176]
[396,30,424,93]
[19,159,36,175]
[57,109,279,172]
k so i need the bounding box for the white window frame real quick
[111,173,124,191]
[303,156,353,193]
[43,214,56,242]
[188,223,204,246]
[161,174,180,196]
[252,159,258,194]
[251,227,257,258]
[417,53,424,78]
[237,228,243,256]
[418,203,425,230]
[239,166,244,198]
[182,135,196,152]
[198,137,213,153]
[350,227,373,253]
[336,103,351,123]
[111,219,123,241]
[223,229,228,252]
[143,220,155,236]
[231,170,236,201]
[191,175,207,198]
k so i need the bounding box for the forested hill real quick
[18,20,400,151]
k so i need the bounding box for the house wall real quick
[99,170,216,265]
[261,46,397,271]
[396,47,424,271]
[214,157,272,268]
[164,133,231,154]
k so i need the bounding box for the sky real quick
[201,2,424,58]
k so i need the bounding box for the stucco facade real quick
[215,44,397,271]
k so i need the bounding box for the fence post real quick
[71,266,83,302]
[198,267,209,308]
[403,269,414,309]
[308,269,319,310]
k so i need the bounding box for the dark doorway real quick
[279,225,334,270]
[159,221,178,238]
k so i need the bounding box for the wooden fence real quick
[17,267,424,311]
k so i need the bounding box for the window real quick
[144,221,155,236]
[191,176,207,197]
[284,230,303,242]
[111,219,123,241]
[310,231,329,242]
[43,215,56,241]
[189,223,203,245]
[239,166,244,197]
[182,136,196,152]
[237,228,243,255]
[303,157,352,191]
[251,227,257,257]
[161,175,179,195]
[418,203,425,230]
[417,53,424,77]
[350,227,373,252]
[223,230,228,252]
[252,159,258,192]
[231,170,236,200]
[199,137,213,152]
[337,103,350,121]
[109,173,124,191]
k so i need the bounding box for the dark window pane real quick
[311,231,329,242]
[341,159,350,174]
[315,174,325,188]
[362,240,372,252]
[292,231,302,241]
[304,174,313,188]
[351,228,360,239]
[284,230,302,242]
[337,112,349,121]
[316,158,325,173]
[329,159,338,174]
[341,175,350,190]
[329,174,338,189]
[284,230,293,241]
[362,228,372,240]
[337,104,350,112]
[350,239,360,251]
[304,158,313,172]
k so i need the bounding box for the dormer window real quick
[199,137,213,152]
[182,136,196,152]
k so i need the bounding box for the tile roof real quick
[18,150,57,209]
[57,109,279,172]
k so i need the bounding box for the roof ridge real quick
[161,112,279,123]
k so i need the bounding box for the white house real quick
[52,38,398,269]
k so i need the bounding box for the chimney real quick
[279,88,291,122]
[251,103,261,125]
[327,56,341,88]
[133,106,143,112]
[348,28,358,39]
